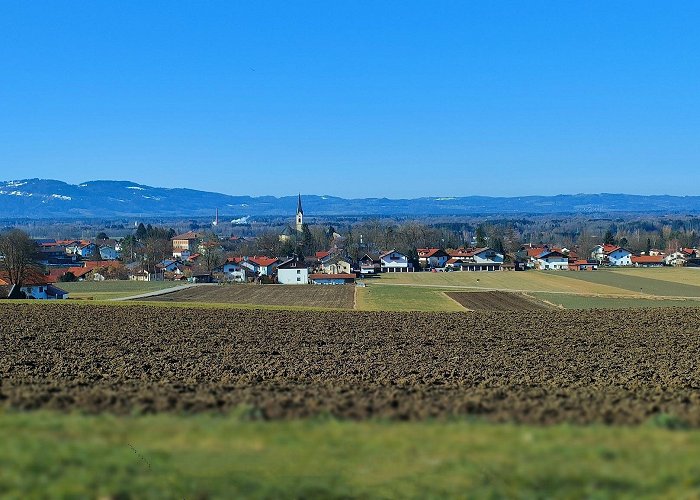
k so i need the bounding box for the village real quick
[3,196,700,300]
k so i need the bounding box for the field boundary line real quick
[369,282,700,301]
[442,291,470,311]
[110,284,201,301]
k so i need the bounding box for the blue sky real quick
[1,2,699,198]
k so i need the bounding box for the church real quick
[279,194,304,242]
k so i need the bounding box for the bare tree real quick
[200,233,224,273]
[0,229,39,285]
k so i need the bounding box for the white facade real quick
[380,251,411,272]
[322,259,352,275]
[473,249,504,264]
[536,253,569,270]
[278,267,309,285]
[608,248,632,266]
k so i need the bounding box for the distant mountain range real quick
[1,178,700,219]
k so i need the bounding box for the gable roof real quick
[172,231,201,241]
[417,248,448,258]
[247,256,279,268]
[379,249,407,259]
[632,255,664,264]
[277,256,307,269]
[0,269,50,286]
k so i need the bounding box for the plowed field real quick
[3,303,700,425]
[446,291,553,310]
[140,284,355,309]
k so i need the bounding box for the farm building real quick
[569,260,598,271]
[632,255,665,268]
[277,256,309,285]
[309,273,356,285]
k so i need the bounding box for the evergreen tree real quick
[475,225,487,247]
[604,229,616,246]
[135,223,148,241]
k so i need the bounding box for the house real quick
[277,256,309,285]
[129,270,164,281]
[171,231,202,258]
[569,260,598,271]
[535,250,569,270]
[309,273,356,285]
[0,270,68,299]
[447,248,499,271]
[447,248,504,271]
[240,256,280,276]
[632,255,665,268]
[219,258,252,282]
[665,251,689,267]
[417,248,450,269]
[68,242,98,259]
[99,245,120,260]
[358,253,381,275]
[379,250,413,272]
[606,247,633,266]
[320,255,353,275]
[591,244,633,266]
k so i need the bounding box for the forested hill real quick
[1,178,699,218]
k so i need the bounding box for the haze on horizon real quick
[2,2,699,199]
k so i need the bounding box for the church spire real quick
[296,193,304,232]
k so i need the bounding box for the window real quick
[297,270,300,274]
[297,277,301,282]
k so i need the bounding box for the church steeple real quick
[296,193,303,232]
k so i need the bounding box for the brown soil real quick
[140,284,355,309]
[2,303,700,425]
[446,291,553,311]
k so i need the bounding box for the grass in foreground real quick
[2,411,700,498]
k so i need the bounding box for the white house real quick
[240,256,280,276]
[607,247,633,266]
[536,250,569,270]
[665,251,688,267]
[417,248,450,269]
[447,248,504,271]
[221,259,250,282]
[277,256,309,285]
[379,250,412,272]
[472,248,504,265]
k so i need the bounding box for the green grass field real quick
[354,269,700,311]
[58,281,181,300]
[562,269,700,297]
[356,283,464,311]
[2,411,700,499]
[376,269,639,295]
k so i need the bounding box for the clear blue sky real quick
[2,1,700,198]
